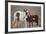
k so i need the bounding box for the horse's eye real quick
[26,13,27,15]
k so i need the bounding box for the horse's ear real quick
[24,9,28,12]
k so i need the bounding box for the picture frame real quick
[5,0,45,33]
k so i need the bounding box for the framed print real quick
[5,1,45,33]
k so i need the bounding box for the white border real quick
[8,2,43,32]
